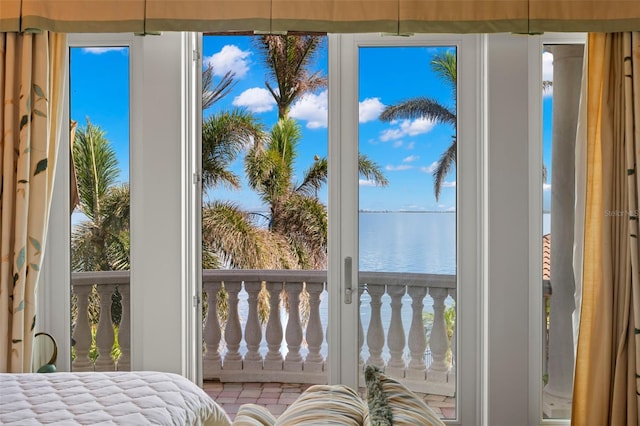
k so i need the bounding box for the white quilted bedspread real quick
[0,371,231,425]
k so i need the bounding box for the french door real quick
[328,34,482,423]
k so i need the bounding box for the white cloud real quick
[290,90,328,129]
[406,141,415,150]
[359,98,385,123]
[379,117,436,142]
[385,164,413,171]
[441,181,457,188]
[232,87,276,113]
[205,45,252,79]
[403,155,419,163]
[359,179,377,187]
[420,161,439,174]
[392,141,404,148]
[82,47,127,54]
[543,183,552,191]
[543,51,554,96]
[380,128,405,142]
[403,117,437,135]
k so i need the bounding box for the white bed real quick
[0,371,231,425]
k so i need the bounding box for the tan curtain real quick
[0,31,67,373]
[572,32,640,426]
[21,1,145,33]
[11,0,640,34]
[530,1,640,34]
[0,1,21,32]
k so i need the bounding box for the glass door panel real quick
[357,45,457,421]
[69,45,131,372]
[200,34,329,417]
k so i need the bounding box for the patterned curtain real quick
[572,32,640,426]
[0,32,67,373]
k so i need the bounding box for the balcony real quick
[71,269,457,397]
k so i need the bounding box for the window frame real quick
[328,33,485,424]
[41,32,202,381]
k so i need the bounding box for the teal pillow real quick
[364,366,393,426]
[364,365,446,426]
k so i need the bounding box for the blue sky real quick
[69,39,554,214]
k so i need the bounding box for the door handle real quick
[344,256,353,304]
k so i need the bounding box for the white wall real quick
[486,33,532,425]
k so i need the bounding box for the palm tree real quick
[71,119,130,272]
[379,51,457,201]
[202,35,388,269]
[244,119,328,268]
[255,35,327,119]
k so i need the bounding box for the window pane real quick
[358,45,457,421]
[69,46,130,371]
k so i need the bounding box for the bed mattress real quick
[0,371,231,425]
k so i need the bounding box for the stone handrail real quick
[71,269,456,396]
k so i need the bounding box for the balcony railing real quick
[71,269,456,396]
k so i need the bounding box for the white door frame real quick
[40,32,202,382]
[327,33,484,424]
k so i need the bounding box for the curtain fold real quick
[398,0,528,34]
[21,0,146,33]
[572,32,640,426]
[7,0,640,34]
[145,0,271,33]
[530,1,640,34]
[0,31,67,373]
[271,0,398,33]
[0,1,21,32]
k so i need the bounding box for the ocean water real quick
[359,212,456,274]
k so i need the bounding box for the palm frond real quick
[296,157,327,196]
[379,98,456,126]
[73,119,120,221]
[433,137,457,201]
[202,201,297,269]
[202,109,265,191]
[358,154,389,187]
[431,51,457,103]
[271,194,328,269]
[202,65,237,110]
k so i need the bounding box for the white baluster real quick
[358,285,365,367]
[72,284,93,371]
[448,289,457,384]
[427,287,449,382]
[407,285,428,378]
[284,282,303,371]
[244,281,263,371]
[386,284,406,378]
[264,281,284,370]
[95,284,116,371]
[117,285,130,371]
[366,284,385,368]
[203,281,222,378]
[304,281,324,372]
[223,281,243,370]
